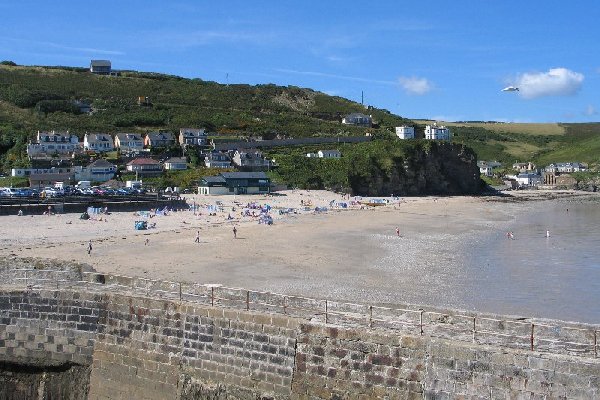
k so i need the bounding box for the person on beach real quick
[195,230,200,243]
[546,230,550,238]
[233,226,237,239]
[87,240,92,255]
[396,227,400,237]
[145,238,149,246]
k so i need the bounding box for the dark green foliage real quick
[35,100,81,115]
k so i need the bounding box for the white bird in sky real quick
[502,86,519,92]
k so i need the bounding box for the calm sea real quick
[466,198,600,323]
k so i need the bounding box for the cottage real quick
[145,131,176,148]
[516,173,542,188]
[90,60,111,75]
[12,166,83,178]
[204,152,232,168]
[179,128,208,147]
[126,158,163,176]
[76,159,117,182]
[114,133,144,153]
[395,126,415,139]
[317,150,341,159]
[198,172,271,195]
[342,113,372,127]
[163,157,188,171]
[232,150,272,170]
[27,131,80,158]
[29,172,75,189]
[513,162,536,173]
[84,133,114,153]
[424,124,450,140]
[478,161,502,177]
[545,162,587,174]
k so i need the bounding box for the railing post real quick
[246,291,250,311]
[530,323,535,351]
[325,300,328,324]
[25,270,28,288]
[179,283,182,302]
[211,286,215,307]
[369,305,373,328]
[419,309,424,335]
[594,330,597,358]
[472,317,476,343]
[283,296,287,315]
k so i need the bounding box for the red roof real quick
[127,158,161,166]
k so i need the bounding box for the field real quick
[412,120,566,136]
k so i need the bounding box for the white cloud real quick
[585,105,597,116]
[274,68,395,86]
[515,68,584,99]
[398,76,433,95]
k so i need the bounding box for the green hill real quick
[413,120,600,168]
[1,63,599,176]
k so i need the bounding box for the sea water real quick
[465,199,600,324]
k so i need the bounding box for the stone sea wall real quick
[1,260,600,399]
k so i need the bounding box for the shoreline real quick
[1,189,599,321]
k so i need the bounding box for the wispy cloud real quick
[514,68,584,99]
[398,76,434,95]
[274,68,396,86]
[0,37,124,56]
[584,105,597,116]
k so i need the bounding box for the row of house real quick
[477,159,588,189]
[394,124,451,141]
[27,129,209,158]
[306,150,341,159]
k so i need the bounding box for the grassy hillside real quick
[1,63,599,173]
[0,64,413,170]
[414,120,600,168]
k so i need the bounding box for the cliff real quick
[349,141,482,196]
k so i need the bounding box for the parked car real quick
[41,187,63,197]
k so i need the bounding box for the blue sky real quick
[1,1,599,122]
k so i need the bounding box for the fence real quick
[4,268,599,359]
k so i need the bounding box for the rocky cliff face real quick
[350,142,482,196]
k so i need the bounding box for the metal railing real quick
[3,268,598,359]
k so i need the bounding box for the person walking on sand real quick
[87,240,92,255]
[396,227,400,237]
[194,230,200,243]
[546,230,550,238]
[233,226,237,239]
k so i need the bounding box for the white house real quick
[12,166,83,178]
[84,133,114,152]
[478,161,502,177]
[395,126,415,139]
[424,124,450,140]
[544,162,587,174]
[126,158,163,176]
[163,157,188,171]
[75,159,116,182]
[317,150,341,159]
[114,133,144,153]
[179,128,208,147]
[26,131,80,158]
[516,173,542,187]
[204,152,232,168]
[90,60,111,75]
[342,113,372,127]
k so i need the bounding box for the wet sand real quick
[1,189,595,311]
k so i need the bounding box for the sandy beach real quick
[1,189,597,313]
